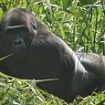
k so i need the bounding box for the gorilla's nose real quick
[14,39,23,45]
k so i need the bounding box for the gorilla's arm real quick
[76,52,105,75]
[32,33,96,95]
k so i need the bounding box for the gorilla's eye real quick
[19,28,26,34]
[19,27,29,34]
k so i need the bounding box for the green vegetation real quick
[0,72,66,105]
[0,0,105,104]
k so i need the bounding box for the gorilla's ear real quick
[31,23,37,34]
[0,23,2,39]
[0,23,1,33]
[0,23,1,32]
[31,23,37,30]
[0,23,1,46]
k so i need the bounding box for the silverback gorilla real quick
[0,8,105,102]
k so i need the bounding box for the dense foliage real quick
[0,0,105,54]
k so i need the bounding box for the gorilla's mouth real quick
[11,46,27,57]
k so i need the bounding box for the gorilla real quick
[0,8,105,102]
[76,52,105,80]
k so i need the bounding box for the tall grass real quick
[0,0,105,54]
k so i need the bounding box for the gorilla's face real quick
[0,8,37,57]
